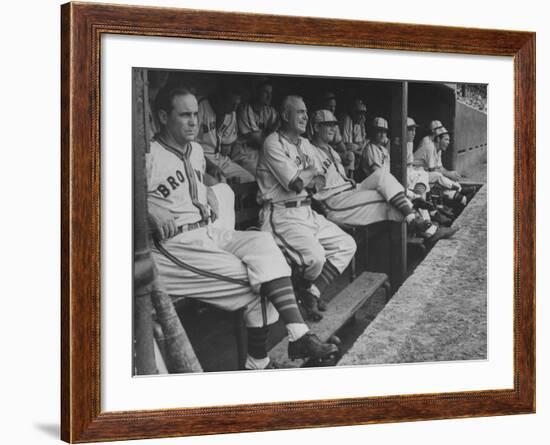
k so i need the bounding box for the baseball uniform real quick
[147,136,292,328]
[308,140,402,226]
[340,114,368,154]
[414,135,459,190]
[232,102,279,176]
[256,131,356,281]
[407,141,430,194]
[196,97,255,183]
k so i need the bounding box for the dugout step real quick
[269,271,389,368]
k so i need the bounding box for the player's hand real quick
[308,175,326,194]
[148,203,178,240]
[206,187,220,223]
[220,144,232,157]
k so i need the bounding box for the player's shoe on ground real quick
[431,211,453,227]
[298,289,324,322]
[412,197,435,211]
[317,298,328,312]
[460,185,477,201]
[407,216,432,235]
[288,332,339,361]
[425,225,459,248]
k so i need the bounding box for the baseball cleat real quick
[288,332,339,361]
[317,298,328,312]
[298,289,324,322]
[431,211,453,227]
[407,216,432,235]
[412,197,435,211]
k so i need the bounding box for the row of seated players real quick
[146,85,475,371]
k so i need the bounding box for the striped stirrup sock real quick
[389,191,414,217]
[261,277,304,325]
[314,260,340,294]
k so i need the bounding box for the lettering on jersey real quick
[155,169,186,198]
[157,184,170,198]
[320,157,333,174]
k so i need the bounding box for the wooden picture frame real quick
[61,1,535,442]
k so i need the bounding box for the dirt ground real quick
[340,184,487,366]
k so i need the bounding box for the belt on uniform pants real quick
[176,220,208,234]
[283,197,311,208]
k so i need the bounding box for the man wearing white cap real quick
[414,124,468,207]
[309,112,457,243]
[257,97,356,321]
[308,92,355,177]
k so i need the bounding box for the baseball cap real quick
[407,117,419,128]
[433,126,449,138]
[429,120,443,132]
[372,117,389,130]
[312,109,339,124]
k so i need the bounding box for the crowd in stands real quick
[455,84,487,113]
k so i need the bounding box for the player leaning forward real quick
[257,96,357,321]
[146,87,338,370]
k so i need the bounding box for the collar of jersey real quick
[155,135,191,158]
[277,130,301,147]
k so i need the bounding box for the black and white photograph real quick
[132,68,487,375]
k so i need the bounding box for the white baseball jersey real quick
[256,132,317,204]
[197,98,239,155]
[362,141,391,177]
[413,138,460,190]
[257,131,356,281]
[237,102,279,137]
[147,138,209,227]
[196,98,255,183]
[340,114,367,148]
[307,141,353,201]
[414,137,442,170]
[406,141,430,192]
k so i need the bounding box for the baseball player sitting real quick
[308,92,355,177]
[308,111,457,244]
[147,87,338,370]
[405,117,431,200]
[257,96,357,321]
[340,99,369,176]
[196,86,255,184]
[232,79,280,176]
[414,124,470,209]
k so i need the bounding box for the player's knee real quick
[341,233,357,263]
[305,244,326,279]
